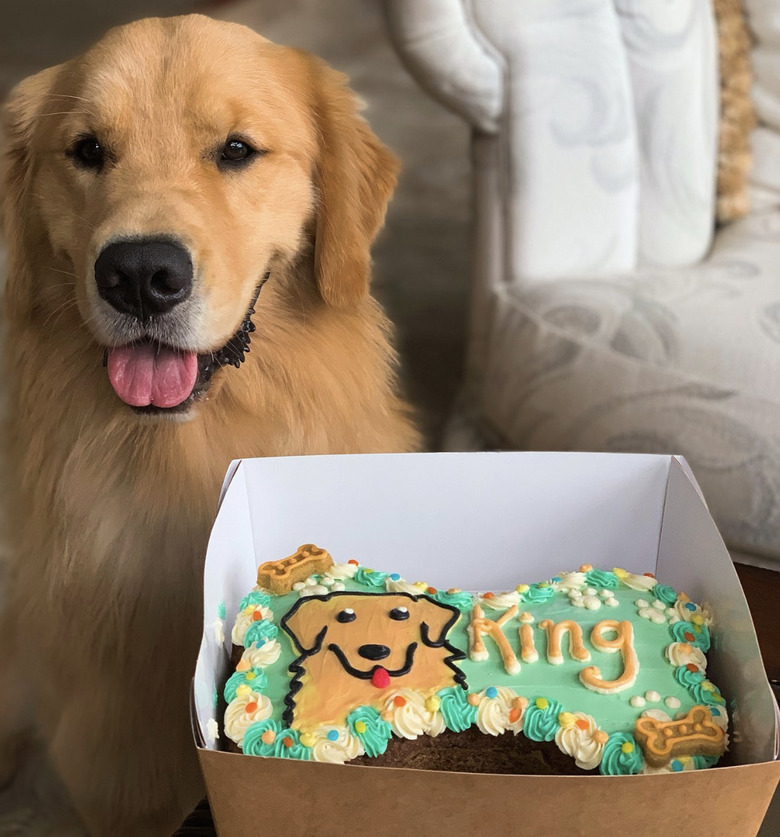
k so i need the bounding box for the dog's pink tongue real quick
[107,342,198,408]
[371,668,391,689]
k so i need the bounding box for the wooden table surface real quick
[735,563,780,685]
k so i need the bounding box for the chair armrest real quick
[381,0,504,133]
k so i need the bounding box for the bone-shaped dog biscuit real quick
[256,545,333,594]
[634,705,726,767]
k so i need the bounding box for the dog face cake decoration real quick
[222,546,727,774]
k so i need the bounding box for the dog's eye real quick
[336,608,356,623]
[389,607,410,621]
[219,137,259,168]
[71,135,105,170]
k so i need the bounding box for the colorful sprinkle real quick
[683,631,695,642]
[389,573,400,581]
[245,702,258,714]
[354,721,367,734]
[326,729,339,742]
[251,611,263,621]
[393,695,407,708]
[426,586,437,595]
[282,737,293,749]
[671,760,683,772]
[425,696,441,713]
[516,584,529,594]
[684,602,697,612]
[261,730,276,745]
[485,687,498,699]
[348,559,359,565]
[467,693,480,706]
[300,732,315,747]
[535,697,548,710]
[558,712,575,728]
[691,614,705,625]
[575,719,589,731]
[621,742,634,754]
[686,663,699,673]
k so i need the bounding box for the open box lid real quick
[193,452,779,766]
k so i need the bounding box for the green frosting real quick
[437,686,477,732]
[243,619,278,648]
[586,569,619,590]
[524,697,563,741]
[224,667,268,703]
[600,733,644,775]
[354,568,388,588]
[433,590,474,611]
[347,706,393,757]
[242,720,282,757]
[670,620,710,652]
[693,754,719,769]
[273,728,311,760]
[652,584,677,606]
[672,665,725,707]
[523,584,555,604]
[239,590,272,611]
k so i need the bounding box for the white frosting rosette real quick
[665,641,707,671]
[224,691,272,745]
[324,562,359,581]
[552,572,587,592]
[239,639,282,669]
[475,687,526,735]
[554,712,607,771]
[670,597,705,624]
[310,725,364,764]
[231,605,273,645]
[385,577,424,596]
[615,569,657,592]
[384,689,444,739]
[477,591,520,610]
[641,708,672,723]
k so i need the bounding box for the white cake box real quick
[192,452,780,836]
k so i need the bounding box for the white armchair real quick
[384,0,780,566]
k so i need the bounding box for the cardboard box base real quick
[200,750,780,837]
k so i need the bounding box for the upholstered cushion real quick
[478,208,780,556]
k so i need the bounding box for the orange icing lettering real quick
[519,622,539,663]
[538,619,591,665]
[579,620,638,694]
[468,604,521,674]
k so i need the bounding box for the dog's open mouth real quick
[104,275,267,414]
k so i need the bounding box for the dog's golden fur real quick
[0,15,418,835]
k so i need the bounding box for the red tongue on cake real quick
[371,667,391,689]
[107,341,198,408]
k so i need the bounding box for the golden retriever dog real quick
[0,14,418,835]
[281,592,465,729]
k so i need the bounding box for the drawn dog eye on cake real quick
[281,592,465,729]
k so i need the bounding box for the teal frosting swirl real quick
[242,720,282,756]
[347,706,393,757]
[217,600,227,620]
[692,682,726,707]
[652,584,677,606]
[586,569,619,590]
[223,667,268,703]
[693,754,719,769]
[433,590,473,611]
[354,568,388,588]
[599,733,644,775]
[243,619,278,648]
[437,687,477,733]
[523,697,563,742]
[274,728,311,760]
[239,590,272,611]
[670,620,710,652]
[674,665,705,690]
[523,584,555,604]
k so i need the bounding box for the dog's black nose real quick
[357,644,391,661]
[95,238,193,319]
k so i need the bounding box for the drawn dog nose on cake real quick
[281,591,465,730]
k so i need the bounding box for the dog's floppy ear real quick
[417,596,459,646]
[282,597,329,654]
[2,64,63,321]
[306,55,398,308]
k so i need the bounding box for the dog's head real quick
[282,592,460,681]
[1,15,397,415]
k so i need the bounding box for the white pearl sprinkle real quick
[605,597,619,607]
[635,599,650,608]
[332,582,346,591]
[652,599,666,611]
[665,696,681,710]
[599,589,612,598]
[583,596,602,610]
[569,590,583,600]
[630,696,646,708]
[584,587,597,596]
[292,582,305,591]
[645,691,661,703]
[321,576,335,587]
